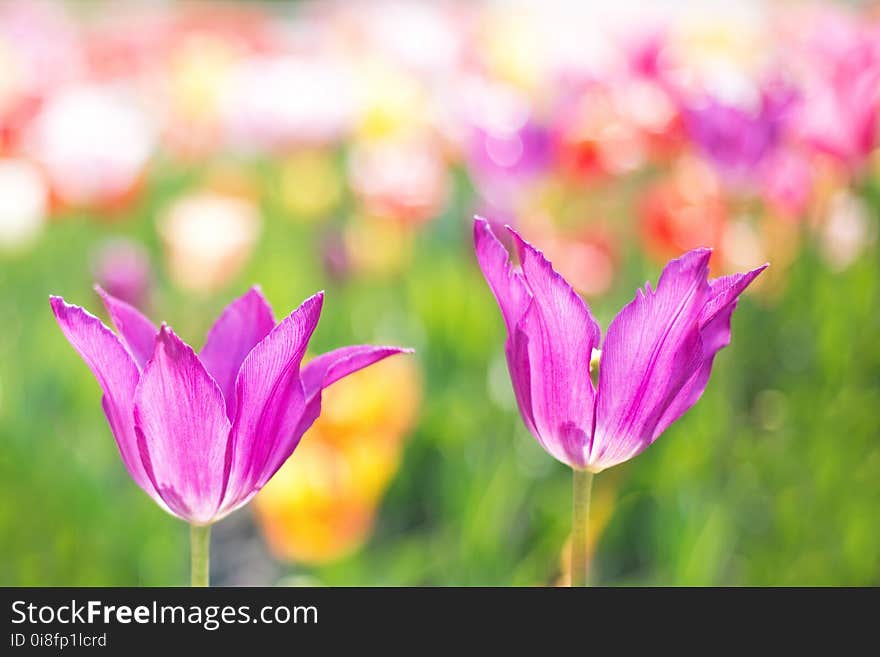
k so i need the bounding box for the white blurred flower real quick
[222,55,354,152]
[359,3,462,76]
[0,158,47,251]
[821,191,876,272]
[26,85,155,207]
[348,139,449,224]
[157,192,261,293]
[722,217,766,273]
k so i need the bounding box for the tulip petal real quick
[653,264,768,438]
[506,321,538,437]
[700,265,768,345]
[133,325,232,524]
[473,217,530,335]
[592,249,712,470]
[509,227,601,468]
[200,286,276,420]
[474,218,542,439]
[218,292,323,516]
[49,296,158,499]
[96,286,158,370]
[297,344,414,440]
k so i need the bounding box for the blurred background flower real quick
[90,238,152,309]
[157,190,261,294]
[254,355,422,564]
[1,0,879,586]
[0,157,46,251]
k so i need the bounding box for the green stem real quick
[571,469,594,587]
[190,524,211,587]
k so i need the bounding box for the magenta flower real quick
[683,85,795,179]
[50,286,410,526]
[474,217,766,473]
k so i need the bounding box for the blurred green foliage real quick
[1,164,878,586]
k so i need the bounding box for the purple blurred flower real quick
[469,121,551,180]
[50,286,410,525]
[91,239,152,309]
[320,228,350,283]
[474,217,766,472]
[685,86,794,177]
[467,120,551,208]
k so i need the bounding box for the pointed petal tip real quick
[473,215,492,238]
[686,246,713,263]
[154,323,204,365]
[730,261,770,283]
[93,284,129,307]
[374,345,415,356]
[93,283,117,301]
[243,284,270,303]
[49,296,116,334]
[304,290,325,314]
[503,223,523,241]
[505,223,579,294]
[473,215,506,251]
[49,295,81,318]
[49,295,68,319]
[742,261,770,284]
[504,225,546,266]
[92,283,115,306]
[659,247,713,286]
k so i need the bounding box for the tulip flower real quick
[49,286,410,585]
[474,217,766,585]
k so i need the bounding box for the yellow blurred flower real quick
[354,63,429,142]
[671,7,770,88]
[255,355,422,564]
[277,149,344,222]
[164,34,242,157]
[478,9,543,92]
[168,35,240,125]
[342,214,416,277]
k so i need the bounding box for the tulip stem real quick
[571,469,594,587]
[190,524,211,587]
